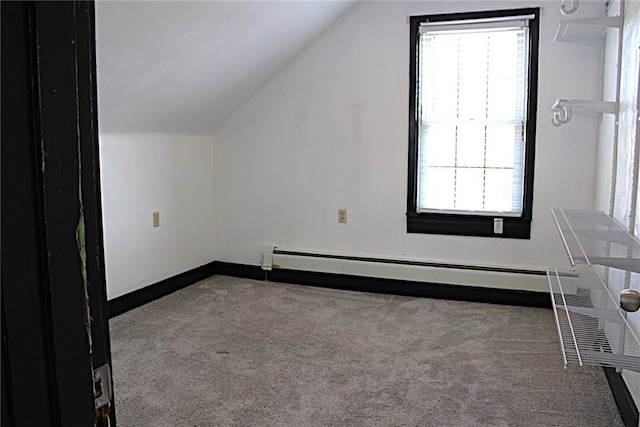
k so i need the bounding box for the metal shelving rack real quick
[548,209,640,373]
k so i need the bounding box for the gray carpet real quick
[109,275,624,426]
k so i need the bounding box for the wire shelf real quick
[554,15,621,46]
[550,209,640,273]
[547,267,640,373]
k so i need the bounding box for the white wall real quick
[213,0,604,273]
[100,133,216,299]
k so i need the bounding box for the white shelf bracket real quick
[551,99,616,126]
[560,0,580,16]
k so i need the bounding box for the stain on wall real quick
[294,104,308,127]
[349,101,367,143]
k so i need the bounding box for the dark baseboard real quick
[213,261,265,281]
[267,267,551,308]
[207,262,550,308]
[110,261,550,315]
[108,261,217,318]
[604,367,639,427]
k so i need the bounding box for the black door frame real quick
[2,1,115,425]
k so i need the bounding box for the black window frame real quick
[407,8,540,239]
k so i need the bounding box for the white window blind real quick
[417,17,530,216]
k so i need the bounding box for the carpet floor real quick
[109,275,624,426]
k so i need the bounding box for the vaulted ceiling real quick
[95,1,356,135]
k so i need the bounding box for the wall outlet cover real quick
[338,209,347,224]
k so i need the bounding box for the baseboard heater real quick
[261,246,556,294]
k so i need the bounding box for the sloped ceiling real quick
[95,1,356,135]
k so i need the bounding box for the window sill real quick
[406,212,531,239]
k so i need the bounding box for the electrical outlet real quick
[338,209,347,224]
[493,218,503,234]
[153,212,160,228]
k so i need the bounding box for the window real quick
[407,9,539,239]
